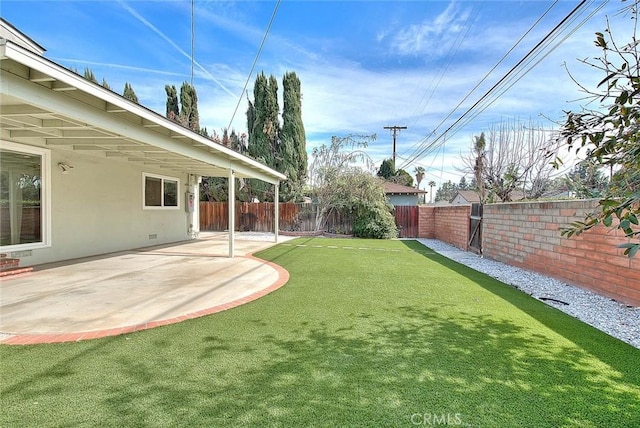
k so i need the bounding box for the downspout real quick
[187,174,201,239]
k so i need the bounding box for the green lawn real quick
[1,238,638,427]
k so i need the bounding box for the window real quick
[143,173,179,209]
[0,141,51,250]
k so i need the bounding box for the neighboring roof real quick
[0,39,286,184]
[451,190,481,203]
[0,18,46,56]
[383,182,427,195]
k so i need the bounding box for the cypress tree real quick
[248,73,271,164]
[280,71,307,199]
[165,85,179,122]
[83,67,98,83]
[123,82,139,103]
[179,82,200,133]
[265,74,280,167]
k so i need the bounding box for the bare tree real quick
[461,119,561,202]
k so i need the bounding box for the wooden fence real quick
[199,202,354,234]
[394,206,418,238]
[199,202,421,237]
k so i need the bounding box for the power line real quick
[399,0,559,162]
[399,0,603,170]
[402,0,606,170]
[449,0,605,137]
[404,4,484,135]
[227,0,281,131]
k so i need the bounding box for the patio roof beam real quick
[1,41,286,183]
[2,71,282,184]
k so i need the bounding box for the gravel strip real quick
[416,239,640,349]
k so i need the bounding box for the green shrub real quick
[353,203,398,239]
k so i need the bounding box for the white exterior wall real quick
[451,194,469,205]
[10,145,192,266]
[388,194,419,207]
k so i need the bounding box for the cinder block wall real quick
[417,206,435,239]
[483,200,640,306]
[418,205,471,250]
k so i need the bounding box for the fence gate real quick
[395,206,419,238]
[469,203,483,254]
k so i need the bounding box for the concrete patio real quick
[0,233,294,345]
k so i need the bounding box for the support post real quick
[228,169,235,258]
[187,174,201,239]
[274,182,279,243]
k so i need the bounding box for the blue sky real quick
[1,0,630,190]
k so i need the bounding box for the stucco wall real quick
[388,194,419,206]
[7,146,191,266]
[483,200,640,306]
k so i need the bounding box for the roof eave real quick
[0,40,286,183]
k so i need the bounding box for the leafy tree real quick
[348,172,398,239]
[101,78,111,90]
[377,158,396,180]
[393,169,414,187]
[309,134,395,238]
[123,82,139,103]
[279,71,307,201]
[458,176,471,191]
[376,159,413,186]
[435,180,458,202]
[557,1,640,256]
[564,160,609,199]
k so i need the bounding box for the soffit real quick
[0,42,285,183]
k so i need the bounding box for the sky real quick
[1,0,632,193]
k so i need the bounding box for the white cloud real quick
[389,1,473,57]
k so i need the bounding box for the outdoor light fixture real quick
[58,162,73,174]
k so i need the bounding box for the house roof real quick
[0,39,286,185]
[0,18,45,56]
[383,182,427,195]
[451,190,481,203]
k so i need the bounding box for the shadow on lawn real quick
[2,239,638,427]
[399,240,640,372]
[191,304,640,426]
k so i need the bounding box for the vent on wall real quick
[11,250,33,258]
[149,234,157,240]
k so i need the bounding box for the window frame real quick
[142,172,180,210]
[0,140,52,251]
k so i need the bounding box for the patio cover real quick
[0,39,287,257]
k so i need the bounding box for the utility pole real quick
[384,125,407,165]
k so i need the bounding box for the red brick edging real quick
[0,254,289,346]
